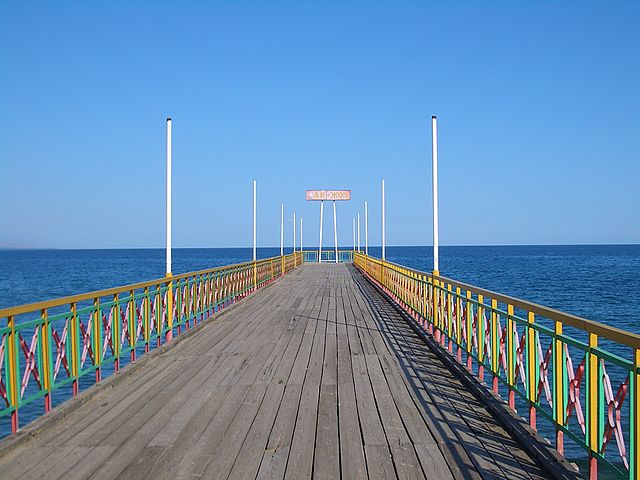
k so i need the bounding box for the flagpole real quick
[165,117,172,276]
[352,218,356,252]
[365,201,368,255]
[432,115,439,274]
[381,179,386,260]
[318,201,324,263]
[333,200,338,263]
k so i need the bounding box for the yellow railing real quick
[0,252,303,436]
[354,252,639,479]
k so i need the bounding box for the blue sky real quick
[1,1,638,248]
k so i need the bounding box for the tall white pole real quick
[381,179,386,260]
[352,218,356,251]
[318,201,324,263]
[357,213,360,252]
[253,180,257,261]
[293,212,296,254]
[280,203,284,257]
[333,200,338,263]
[432,115,439,273]
[365,200,368,255]
[300,217,303,252]
[165,117,172,276]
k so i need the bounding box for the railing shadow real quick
[345,265,487,479]
[345,264,581,480]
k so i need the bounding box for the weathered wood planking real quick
[0,263,553,480]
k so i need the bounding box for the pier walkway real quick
[0,264,560,479]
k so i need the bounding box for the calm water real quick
[2,245,638,332]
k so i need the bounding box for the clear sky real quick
[1,2,638,249]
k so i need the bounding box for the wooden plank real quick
[64,447,117,480]
[115,446,166,480]
[364,354,424,479]
[161,383,253,479]
[287,333,314,386]
[85,356,219,479]
[256,287,320,478]
[199,383,269,478]
[313,383,340,479]
[256,384,303,480]
[337,379,367,478]
[284,327,326,479]
[283,383,320,480]
[364,444,397,480]
[336,317,367,478]
[321,333,337,386]
[227,384,286,479]
[17,446,92,480]
[350,349,387,446]
[142,384,232,480]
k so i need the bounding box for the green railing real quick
[0,252,303,436]
[301,249,354,263]
[354,252,640,479]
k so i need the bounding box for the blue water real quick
[2,246,639,332]
[1,245,639,474]
[0,247,283,310]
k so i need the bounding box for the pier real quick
[0,253,637,479]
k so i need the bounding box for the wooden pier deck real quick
[0,264,556,479]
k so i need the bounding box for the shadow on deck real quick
[0,263,579,479]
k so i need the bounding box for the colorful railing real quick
[0,252,303,437]
[301,250,354,263]
[354,252,639,480]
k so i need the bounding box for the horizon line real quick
[1,242,639,251]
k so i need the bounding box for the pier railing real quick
[0,252,303,436]
[354,252,639,480]
[301,250,354,263]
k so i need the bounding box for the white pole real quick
[381,179,386,260]
[293,212,296,254]
[300,217,303,252]
[165,117,172,276]
[352,218,356,251]
[333,200,338,263]
[432,115,439,273]
[318,201,324,263]
[253,180,257,261]
[280,203,284,257]
[365,200,368,255]
[357,213,360,252]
